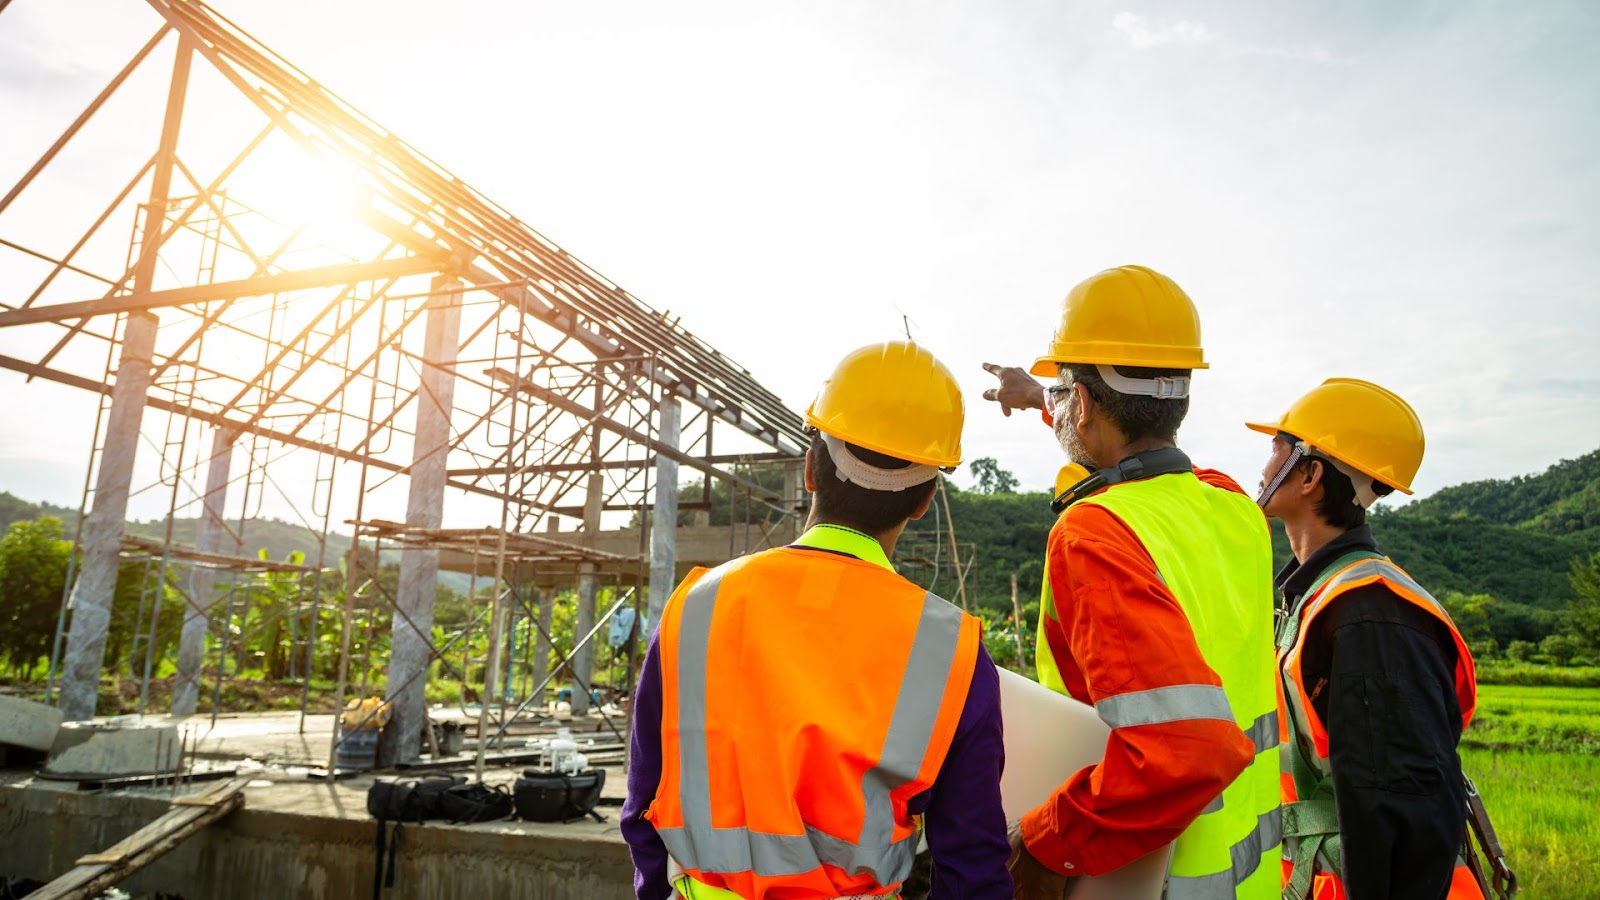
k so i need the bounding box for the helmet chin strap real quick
[1256,444,1305,509]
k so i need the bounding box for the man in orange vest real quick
[984,265,1282,899]
[621,341,1012,900]
[1250,379,1484,900]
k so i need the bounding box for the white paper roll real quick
[998,668,1172,899]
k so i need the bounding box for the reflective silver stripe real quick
[1197,710,1273,816]
[669,574,961,885]
[856,592,966,880]
[658,825,916,879]
[675,570,724,843]
[1094,684,1234,729]
[1322,559,1460,628]
[1164,808,1283,899]
[1245,710,1277,755]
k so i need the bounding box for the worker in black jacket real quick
[1248,378,1484,900]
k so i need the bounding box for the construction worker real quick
[983,265,1281,899]
[621,341,1012,900]
[1250,379,1483,899]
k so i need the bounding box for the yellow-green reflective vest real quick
[1034,471,1282,900]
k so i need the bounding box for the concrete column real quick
[380,277,461,764]
[170,427,237,716]
[56,37,194,723]
[570,472,603,717]
[782,459,804,541]
[647,397,680,629]
[58,313,159,721]
[531,587,551,708]
[571,565,598,717]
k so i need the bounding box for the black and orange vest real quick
[1276,551,1480,900]
[645,546,981,900]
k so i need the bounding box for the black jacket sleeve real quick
[1303,584,1467,900]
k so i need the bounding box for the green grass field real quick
[1461,684,1600,899]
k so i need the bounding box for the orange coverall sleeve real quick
[1020,502,1255,876]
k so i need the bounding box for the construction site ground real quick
[0,709,636,899]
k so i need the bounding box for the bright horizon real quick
[3,1,1598,524]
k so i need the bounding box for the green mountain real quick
[898,449,1600,648]
[0,494,474,594]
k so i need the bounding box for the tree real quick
[1539,633,1583,667]
[969,457,1019,495]
[1440,590,1497,643]
[1505,640,1537,663]
[1568,550,1600,650]
[0,516,72,678]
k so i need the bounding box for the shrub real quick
[1541,634,1584,667]
[1507,640,1538,663]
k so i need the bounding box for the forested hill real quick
[0,495,351,568]
[897,449,1600,648]
[1396,450,1600,533]
[1364,449,1600,642]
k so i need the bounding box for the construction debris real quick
[22,778,245,900]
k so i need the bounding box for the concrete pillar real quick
[571,472,603,717]
[782,459,804,540]
[171,427,237,716]
[647,397,680,629]
[531,586,551,708]
[57,38,194,723]
[571,565,598,717]
[380,277,461,764]
[58,312,159,721]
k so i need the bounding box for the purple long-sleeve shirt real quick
[621,617,1011,900]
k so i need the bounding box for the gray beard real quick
[1054,401,1093,467]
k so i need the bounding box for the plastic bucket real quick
[334,725,381,770]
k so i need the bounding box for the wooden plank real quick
[26,779,245,900]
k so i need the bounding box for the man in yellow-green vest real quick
[984,265,1281,899]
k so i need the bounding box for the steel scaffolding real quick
[0,0,806,762]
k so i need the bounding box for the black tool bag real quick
[366,775,464,898]
[437,781,515,824]
[513,768,607,823]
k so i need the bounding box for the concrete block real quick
[43,721,180,779]
[0,695,64,751]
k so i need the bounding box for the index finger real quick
[981,361,1002,375]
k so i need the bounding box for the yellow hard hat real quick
[1246,378,1424,494]
[805,341,964,467]
[1053,462,1092,497]
[1030,265,1208,377]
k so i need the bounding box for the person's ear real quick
[1299,458,1324,498]
[1073,382,1094,429]
[908,481,938,520]
[803,448,817,493]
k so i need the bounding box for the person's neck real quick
[1092,435,1177,469]
[1282,512,1345,566]
[806,513,906,557]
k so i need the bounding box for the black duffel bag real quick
[366,775,463,898]
[513,768,606,823]
[438,781,515,824]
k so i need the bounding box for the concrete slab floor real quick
[0,768,635,899]
[134,708,625,767]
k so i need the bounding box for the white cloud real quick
[1235,42,1338,65]
[1111,11,1216,49]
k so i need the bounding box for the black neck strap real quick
[1051,447,1193,514]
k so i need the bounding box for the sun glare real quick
[223,137,377,260]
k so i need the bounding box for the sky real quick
[1,0,1598,525]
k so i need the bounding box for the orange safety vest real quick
[1275,551,1481,900]
[645,547,982,900]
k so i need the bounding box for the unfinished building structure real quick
[0,0,810,762]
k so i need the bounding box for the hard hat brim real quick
[1243,419,1415,495]
[805,414,961,468]
[1031,354,1210,379]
